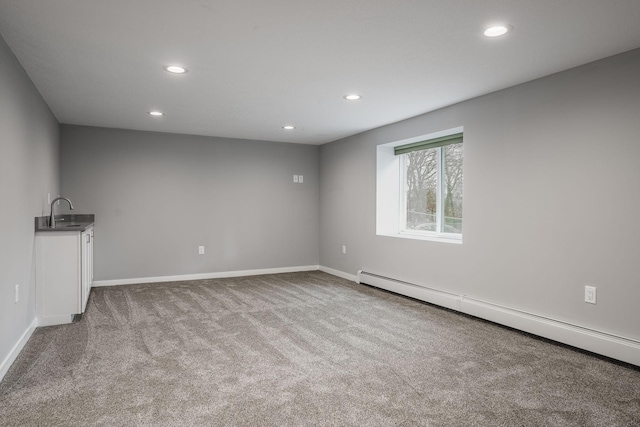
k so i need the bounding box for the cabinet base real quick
[38,314,75,327]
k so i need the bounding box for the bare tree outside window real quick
[405,149,437,230]
[403,142,463,235]
[443,143,463,233]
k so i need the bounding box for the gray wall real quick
[0,35,59,366]
[60,126,320,281]
[320,48,640,340]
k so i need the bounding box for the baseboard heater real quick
[356,270,640,367]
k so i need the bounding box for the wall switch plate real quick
[198,246,205,255]
[585,285,596,304]
[15,284,19,303]
[342,245,347,254]
[299,175,304,183]
[293,175,299,183]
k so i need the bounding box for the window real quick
[376,128,463,243]
[398,133,463,237]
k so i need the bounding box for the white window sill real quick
[378,231,463,245]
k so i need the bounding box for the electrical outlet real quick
[299,175,303,183]
[585,285,597,304]
[15,284,19,303]
[198,246,205,255]
[342,245,347,254]
[293,175,299,183]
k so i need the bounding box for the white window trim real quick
[376,126,463,245]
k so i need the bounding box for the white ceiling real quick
[1,1,640,145]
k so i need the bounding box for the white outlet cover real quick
[299,175,304,183]
[585,285,597,304]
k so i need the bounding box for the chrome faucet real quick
[49,197,74,228]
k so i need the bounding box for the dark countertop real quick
[35,214,95,232]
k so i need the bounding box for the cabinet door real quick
[89,228,94,286]
[81,229,91,312]
[36,232,81,325]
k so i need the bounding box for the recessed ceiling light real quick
[283,125,295,130]
[484,25,510,37]
[344,94,361,100]
[164,65,188,74]
[148,111,164,116]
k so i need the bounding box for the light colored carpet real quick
[0,271,639,426]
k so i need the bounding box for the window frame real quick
[398,144,462,241]
[375,126,463,245]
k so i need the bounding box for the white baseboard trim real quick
[0,319,36,383]
[319,265,358,282]
[461,297,640,367]
[357,270,640,367]
[92,265,321,287]
[356,270,461,311]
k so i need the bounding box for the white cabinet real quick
[35,225,94,326]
